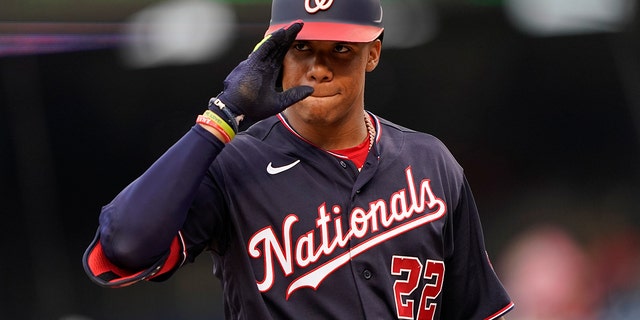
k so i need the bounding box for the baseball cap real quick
[266,0,384,42]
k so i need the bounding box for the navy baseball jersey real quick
[84,112,513,319]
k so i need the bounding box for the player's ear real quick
[366,39,382,72]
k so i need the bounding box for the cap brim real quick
[267,22,383,43]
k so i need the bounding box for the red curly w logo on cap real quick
[305,0,334,13]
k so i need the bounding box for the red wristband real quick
[196,115,232,143]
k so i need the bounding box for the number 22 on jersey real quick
[391,255,445,320]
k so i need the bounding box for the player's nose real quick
[306,54,333,83]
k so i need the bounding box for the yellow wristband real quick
[196,115,231,143]
[203,110,236,140]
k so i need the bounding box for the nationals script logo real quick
[247,166,447,299]
[305,0,334,13]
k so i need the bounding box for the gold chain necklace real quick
[364,113,375,150]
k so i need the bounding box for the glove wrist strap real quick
[208,94,240,133]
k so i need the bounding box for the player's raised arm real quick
[83,22,311,287]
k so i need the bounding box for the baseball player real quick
[84,0,514,319]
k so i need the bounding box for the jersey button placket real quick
[362,269,373,280]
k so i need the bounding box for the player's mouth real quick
[309,94,337,98]
[308,90,339,98]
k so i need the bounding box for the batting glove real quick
[209,21,313,131]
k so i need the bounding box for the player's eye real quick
[292,42,310,51]
[334,44,351,53]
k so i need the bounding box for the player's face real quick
[281,39,381,125]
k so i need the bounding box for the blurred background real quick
[1,0,639,319]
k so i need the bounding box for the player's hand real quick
[212,21,313,122]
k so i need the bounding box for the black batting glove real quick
[210,21,314,129]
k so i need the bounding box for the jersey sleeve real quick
[82,167,229,287]
[83,124,226,286]
[82,230,187,288]
[440,176,514,319]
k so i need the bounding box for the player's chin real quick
[298,98,339,115]
[289,98,339,119]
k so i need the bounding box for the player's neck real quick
[283,110,369,150]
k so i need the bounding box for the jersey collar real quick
[276,111,382,159]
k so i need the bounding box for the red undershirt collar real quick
[277,113,374,170]
[329,135,370,170]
